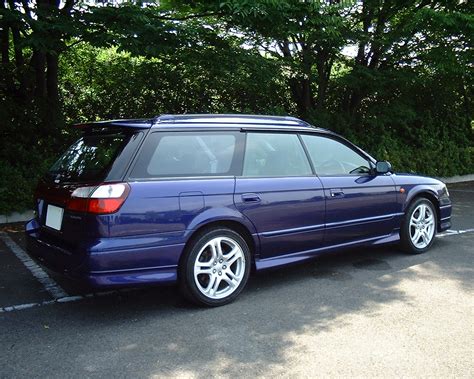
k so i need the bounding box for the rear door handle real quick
[241,193,261,203]
[330,189,345,198]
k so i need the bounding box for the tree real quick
[167,0,472,125]
[0,0,471,214]
[170,0,353,117]
[342,0,473,117]
[1,1,79,110]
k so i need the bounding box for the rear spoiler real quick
[73,119,153,129]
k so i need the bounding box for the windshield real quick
[48,132,135,183]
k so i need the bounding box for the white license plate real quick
[45,204,64,231]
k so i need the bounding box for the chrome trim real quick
[261,223,324,237]
[325,213,403,228]
[260,213,403,237]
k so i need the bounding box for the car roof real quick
[74,114,332,133]
[153,114,311,127]
[73,114,375,161]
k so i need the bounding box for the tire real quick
[179,227,251,307]
[400,197,437,254]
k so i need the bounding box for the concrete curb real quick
[0,174,472,224]
[0,210,35,225]
[437,174,474,184]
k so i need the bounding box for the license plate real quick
[45,204,64,231]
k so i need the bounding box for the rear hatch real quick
[34,124,146,267]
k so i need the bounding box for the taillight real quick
[68,183,130,214]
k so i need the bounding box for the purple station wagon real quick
[26,114,452,306]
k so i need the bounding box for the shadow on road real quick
[1,182,472,377]
[2,233,472,378]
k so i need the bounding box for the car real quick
[25,114,452,306]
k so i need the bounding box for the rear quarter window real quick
[130,132,241,178]
[47,131,142,183]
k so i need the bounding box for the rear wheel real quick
[179,227,251,307]
[400,198,437,253]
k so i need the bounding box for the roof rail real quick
[73,118,153,129]
[152,114,311,127]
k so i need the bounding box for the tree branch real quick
[20,0,33,20]
[61,0,76,14]
[157,11,222,21]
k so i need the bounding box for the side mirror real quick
[375,161,392,174]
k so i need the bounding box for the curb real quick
[1,174,472,225]
[437,174,474,184]
[0,210,35,225]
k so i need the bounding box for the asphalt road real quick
[0,182,473,378]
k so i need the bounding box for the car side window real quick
[243,133,312,177]
[130,132,238,178]
[301,134,371,176]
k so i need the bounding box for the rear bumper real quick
[25,219,184,288]
[85,266,177,287]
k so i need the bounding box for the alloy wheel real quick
[193,236,246,300]
[409,203,435,249]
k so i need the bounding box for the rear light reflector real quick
[68,183,130,214]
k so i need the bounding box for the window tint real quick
[131,132,237,178]
[301,134,371,176]
[243,133,312,177]
[47,132,138,183]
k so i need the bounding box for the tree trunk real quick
[10,25,27,97]
[278,39,315,118]
[315,52,332,111]
[32,50,47,98]
[46,52,59,103]
[0,1,15,92]
[0,1,8,65]
[288,78,314,118]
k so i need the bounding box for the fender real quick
[183,206,261,255]
[403,184,440,211]
[391,173,446,211]
[397,182,452,232]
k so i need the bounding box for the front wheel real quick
[400,198,437,254]
[179,228,251,307]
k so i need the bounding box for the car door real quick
[234,131,325,259]
[300,133,398,246]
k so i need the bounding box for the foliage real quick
[0,97,63,214]
[60,43,290,123]
[0,0,472,214]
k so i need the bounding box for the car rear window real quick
[130,132,239,178]
[47,132,140,183]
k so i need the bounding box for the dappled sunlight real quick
[1,187,471,377]
[1,231,472,377]
[100,255,414,377]
[143,239,472,377]
[0,0,471,376]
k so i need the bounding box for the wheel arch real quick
[180,219,259,272]
[405,188,441,230]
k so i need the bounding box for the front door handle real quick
[241,193,261,203]
[330,189,345,198]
